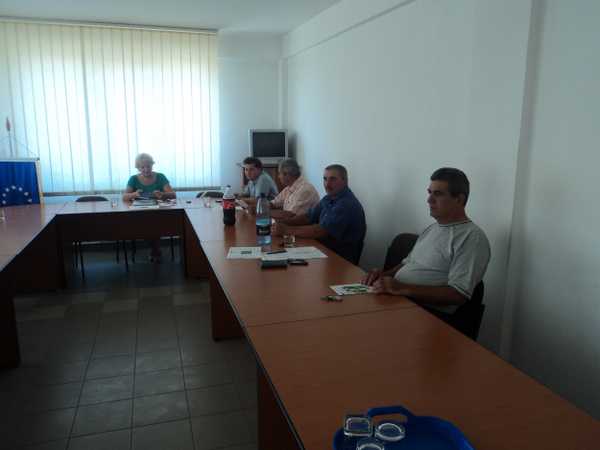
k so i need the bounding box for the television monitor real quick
[248,129,288,165]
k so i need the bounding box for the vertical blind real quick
[0,20,220,193]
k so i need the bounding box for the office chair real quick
[74,196,129,280]
[383,232,485,341]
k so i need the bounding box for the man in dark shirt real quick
[272,164,366,264]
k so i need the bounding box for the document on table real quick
[330,283,373,296]
[130,204,160,209]
[227,247,262,259]
[261,246,328,261]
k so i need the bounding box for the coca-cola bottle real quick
[222,185,236,226]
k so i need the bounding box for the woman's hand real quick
[152,190,163,200]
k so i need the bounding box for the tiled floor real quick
[1,243,258,450]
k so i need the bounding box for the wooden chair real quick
[383,232,485,341]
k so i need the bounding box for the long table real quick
[1,201,599,449]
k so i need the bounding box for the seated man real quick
[363,167,490,314]
[270,158,320,220]
[273,164,366,265]
[239,157,278,207]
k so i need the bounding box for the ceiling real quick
[0,0,340,34]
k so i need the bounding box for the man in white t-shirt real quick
[363,168,491,314]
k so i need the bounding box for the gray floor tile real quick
[106,287,139,301]
[187,384,242,417]
[135,350,181,373]
[173,292,209,306]
[93,336,136,358]
[20,382,82,414]
[235,381,257,410]
[132,419,193,450]
[67,429,131,450]
[16,408,75,446]
[191,411,252,449]
[223,445,258,450]
[183,362,233,389]
[171,281,206,294]
[44,341,94,364]
[22,439,69,450]
[72,399,132,436]
[80,375,134,405]
[136,335,179,353]
[32,362,88,386]
[134,368,184,397]
[17,305,68,322]
[67,291,107,304]
[229,358,257,384]
[133,391,188,426]
[87,356,134,379]
[139,286,172,298]
[103,299,139,313]
[98,311,138,330]
[181,341,232,366]
[243,408,258,443]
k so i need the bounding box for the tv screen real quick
[250,130,287,160]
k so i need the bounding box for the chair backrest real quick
[384,233,418,270]
[76,195,108,202]
[450,281,485,340]
[196,191,223,199]
[384,232,486,341]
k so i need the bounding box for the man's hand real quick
[272,222,287,237]
[362,268,383,286]
[372,276,403,296]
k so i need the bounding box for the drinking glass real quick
[282,234,296,248]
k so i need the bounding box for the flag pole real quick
[5,117,14,158]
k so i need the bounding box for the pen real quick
[266,249,287,254]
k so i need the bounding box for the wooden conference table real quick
[1,201,599,449]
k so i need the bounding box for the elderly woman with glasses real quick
[123,153,176,262]
[123,153,176,202]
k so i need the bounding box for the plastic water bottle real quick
[222,185,236,226]
[256,193,271,248]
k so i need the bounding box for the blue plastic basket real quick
[333,405,475,450]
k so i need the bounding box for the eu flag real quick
[0,159,41,206]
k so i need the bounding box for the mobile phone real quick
[288,258,308,266]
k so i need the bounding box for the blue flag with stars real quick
[0,160,41,206]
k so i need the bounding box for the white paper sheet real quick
[286,246,328,259]
[227,247,262,259]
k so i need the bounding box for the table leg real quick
[209,268,243,340]
[257,366,301,450]
[184,216,210,278]
[0,272,20,368]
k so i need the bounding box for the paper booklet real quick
[330,283,373,296]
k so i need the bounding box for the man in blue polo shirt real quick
[272,164,366,264]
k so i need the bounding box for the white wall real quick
[283,0,531,352]
[218,33,282,191]
[507,0,600,417]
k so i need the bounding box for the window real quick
[0,20,220,193]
